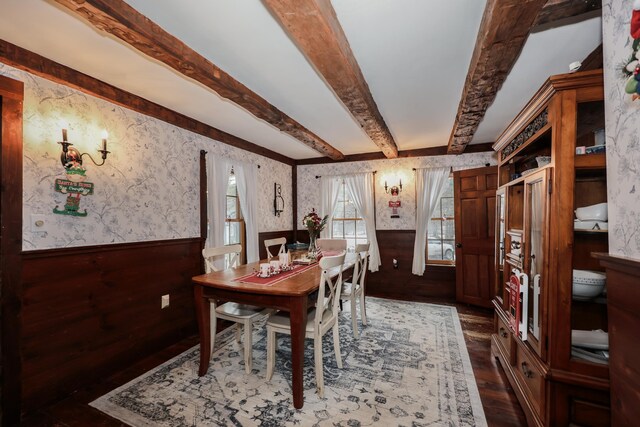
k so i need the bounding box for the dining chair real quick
[266,252,346,398]
[264,237,287,259]
[202,244,271,374]
[316,238,347,252]
[340,243,370,337]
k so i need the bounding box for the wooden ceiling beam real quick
[0,39,296,166]
[53,0,345,160]
[534,0,602,27]
[447,0,548,154]
[262,0,399,159]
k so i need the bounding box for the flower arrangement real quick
[302,209,328,235]
[302,209,328,258]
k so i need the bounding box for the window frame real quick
[225,174,246,265]
[330,180,367,250]
[426,176,456,266]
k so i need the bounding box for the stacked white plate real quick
[571,329,608,350]
[571,329,609,364]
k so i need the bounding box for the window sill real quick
[425,262,455,268]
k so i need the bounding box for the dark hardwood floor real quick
[21,296,526,427]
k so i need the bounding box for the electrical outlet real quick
[161,294,170,309]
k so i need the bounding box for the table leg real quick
[194,285,211,376]
[290,295,308,409]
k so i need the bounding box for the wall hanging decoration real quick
[389,200,401,218]
[273,183,284,217]
[622,0,640,100]
[52,127,108,217]
[384,178,402,196]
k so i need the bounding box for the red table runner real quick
[233,263,317,286]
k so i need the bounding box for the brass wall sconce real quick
[384,179,402,196]
[274,183,284,217]
[58,127,110,168]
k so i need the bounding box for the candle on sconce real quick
[62,128,68,142]
[101,129,108,151]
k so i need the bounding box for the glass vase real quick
[308,232,318,259]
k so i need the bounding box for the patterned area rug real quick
[91,298,487,426]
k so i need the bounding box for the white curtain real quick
[344,172,381,272]
[412,167,451,276]
[234,161,260,264]
[319,176,341,239]
[205,156,232,270]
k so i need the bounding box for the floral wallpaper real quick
[0,64,292,251]
[297,152,497,231]
[603,0,640,260]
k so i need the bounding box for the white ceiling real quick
[0,0,602,159]
[472,15,603,144]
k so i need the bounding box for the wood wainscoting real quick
[595,253,640,427]
[20,238,202,413]
[367,230,456,300]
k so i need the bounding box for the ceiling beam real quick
[534,0,602,27]
[262,0,399,159]
[296,143,495,166]
[53,0,345,160]
[447,0,548,154]
[0,39,295,166]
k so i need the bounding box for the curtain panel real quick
[205,156,232,270]
[412,167,451,276]
[319,176,341,239]
[235,161,260,264]
[344,172,381,272]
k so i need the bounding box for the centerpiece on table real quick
[302,209,328,260]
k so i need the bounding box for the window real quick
[427,176,455,265]
[331,181,367,250]
[225,174,245,264]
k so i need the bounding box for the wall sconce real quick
[58,127,110,168]
[384,178,402,196]
[273,183,284,217]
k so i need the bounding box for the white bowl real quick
[575,203,608,221]
[572,269,606,300]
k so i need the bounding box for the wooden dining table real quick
[192,254,354,409]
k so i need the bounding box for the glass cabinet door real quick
[524,168,550,358]
[495,189,506,305]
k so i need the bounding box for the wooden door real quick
[454,165,498,307]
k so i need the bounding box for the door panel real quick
[455,165,498,307]
[460,199,479,238]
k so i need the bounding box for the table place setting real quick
[232,253,317,286]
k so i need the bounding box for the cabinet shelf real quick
[574,229,608,235]
[575,153,606,169]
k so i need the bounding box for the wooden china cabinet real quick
[491,69,610,426]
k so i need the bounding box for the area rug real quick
[90,298,487,426]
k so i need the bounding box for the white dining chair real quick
[316,238,347,252]
[202,245,270,374]
[340,243,370,337]
[264,237,287,259]
[266,252,346,398]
